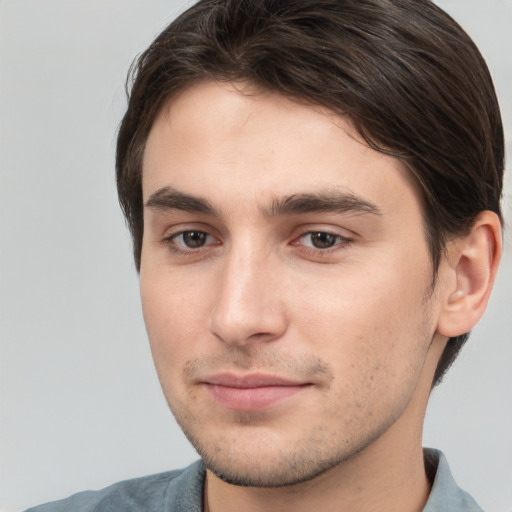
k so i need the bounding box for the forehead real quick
[142,81,421,220]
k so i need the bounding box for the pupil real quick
[183,231,207,248]
[311,232,336,248]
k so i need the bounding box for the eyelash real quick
[162,229,353,257]
[163,230,220,255]
[291,231,352,255]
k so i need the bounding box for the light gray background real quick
[1,1,511,511]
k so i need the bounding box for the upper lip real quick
[201,373,309,388]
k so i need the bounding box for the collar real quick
[422,448,484,511]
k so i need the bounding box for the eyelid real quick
[161,221,220,240]
[292,231,351,247]
[159,223,355,259]
[291,222,355,240]
[161,224,222,254]
[288,225,355,260]
[173,230,217,246]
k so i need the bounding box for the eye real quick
[297,231,349,250]
[176,230,210,248]
[165,230,219,253]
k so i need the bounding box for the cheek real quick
[141,259,213,325]
[291,255,433,391]
[295,264,427,338]
[140,268,212,379]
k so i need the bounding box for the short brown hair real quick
[116,0,504,385]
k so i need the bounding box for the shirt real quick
[24,449,484,511]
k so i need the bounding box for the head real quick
[116,0,503,487]
[117,0,504,386]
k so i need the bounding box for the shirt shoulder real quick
[423,449,484,512]
[23,460,205,512]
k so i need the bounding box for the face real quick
[140,81,444,487]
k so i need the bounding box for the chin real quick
[184,424,367,488]
[201,449,343,488]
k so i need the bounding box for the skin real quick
[139,81,497,512]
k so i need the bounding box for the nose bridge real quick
[209,236,286,345]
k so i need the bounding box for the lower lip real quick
[205,384,309,411]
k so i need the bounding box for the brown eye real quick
[308,232,339,249]
[171,230,215,249]
[296,231,348,250]
[180,231,209,248]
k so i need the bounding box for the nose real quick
[208,246,288,346]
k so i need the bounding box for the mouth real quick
[200,373,312,412]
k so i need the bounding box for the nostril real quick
[208,302,287,347]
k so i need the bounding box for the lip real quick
[200,373,311,412]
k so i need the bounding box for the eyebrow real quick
[145,186,381,218]
[266,191,381,217]
[145,187,215,215]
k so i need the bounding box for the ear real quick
[437,211,502,338]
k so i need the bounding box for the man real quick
[27,0,504,510]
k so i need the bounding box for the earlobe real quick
[437,211,502,338]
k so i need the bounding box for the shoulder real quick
[23,460,205,512]
[423,449,484,512]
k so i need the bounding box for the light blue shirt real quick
[24,449,484,511]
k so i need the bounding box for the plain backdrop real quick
[1,1,511,511]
